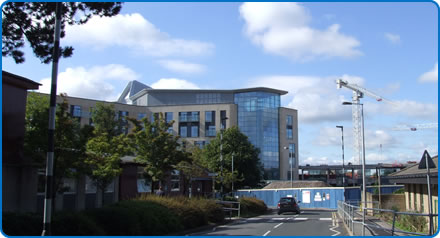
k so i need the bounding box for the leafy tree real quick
[176,145,210,197]
[199,126,263,191]
[2,2,122,64]
[24,93,92,195]
[91,102,120,137]
[85,102,130,207]
[85,133,130,207]
[128,113,187,192]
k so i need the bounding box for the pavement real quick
[338,210,400,236]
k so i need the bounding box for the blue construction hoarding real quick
[236,185,403,209]
[236,187,344,209]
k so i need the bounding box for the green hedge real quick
[137,195,224,229]
[3,196,224,236]
[239,197,268,217]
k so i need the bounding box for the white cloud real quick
[418,63,438,83]
[314,127,346,146]
[364,130,396,150]
[248,74,363,123]
[384,33,401,44]
[65,13,214,57]
[157,60,205,74]
[366,100,438,120]
[38,64,139,101]
[239,2,361,61]
[151,78,200,89]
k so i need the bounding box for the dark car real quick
[277,197,301,215]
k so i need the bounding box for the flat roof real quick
[131,87,288,100]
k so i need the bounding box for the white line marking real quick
[320,218,332,221]
[274,223,283,229]
[294,218,308,220]
[272,217,286,220]
[248,217,261,220]
[263,231,271,236]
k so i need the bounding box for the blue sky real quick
[2,2,438,166]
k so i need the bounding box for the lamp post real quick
[220,116,228,198]
[343,101,366,236]
[231,152,234,193]
[283,146,293,188]
[336,126,345,187]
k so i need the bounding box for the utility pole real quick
[42,2,62,236]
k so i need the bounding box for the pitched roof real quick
[117,80,151,103]
[263,180,330,189]
[387,154,438,185]
[388,155,438,178]
[2,71,41,89]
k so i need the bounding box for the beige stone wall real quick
[279,107,299,180]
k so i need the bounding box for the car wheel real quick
[278,212,281,215]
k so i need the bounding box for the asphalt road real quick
[191,209,349,236]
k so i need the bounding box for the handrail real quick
[216,200,241,218]
[337,200,438,236]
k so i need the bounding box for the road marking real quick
[330,212,341,236]
[263,231,271,236]
[248,217,261,220]
[294,217,308,220]
[274,223,283,229]
[320,218,332,221]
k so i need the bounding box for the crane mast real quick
[336,79,391,165]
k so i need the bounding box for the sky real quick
[2,2,438,166]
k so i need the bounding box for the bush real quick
[52,211,105,236]
[112,200,182,235]
[2,212,42,236]
[239,197,268,217]
[138,195,207,229]
[192,197,224,223]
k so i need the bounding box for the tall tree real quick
[2,2,122,64]
[85,102,129,207]
[24,93,91,194]
[200,126,263,191]
[128,113,187,192]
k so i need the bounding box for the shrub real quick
[113,200,182,235]
[84,205,142,235]
[138,195,207,229]
[194,197,225,223]
[239,197,268,217]
[2,212,42,236]
[52,211,105,236]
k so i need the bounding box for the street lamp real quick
[343,101,366,236]
[220,116,228,198]
[231,152,235,193]
[283,146,293,188]
[336,126,345,187]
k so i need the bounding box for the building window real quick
[287,115,293,139]
[180,126,188,138]
[205,111,216,137]
[179,111,199,138]
[70,105,81,118]
[171,170,180,192]
[137,113,146,121]
[165,112,173,123]
[288,143,296,167]
[165,112,174,134]
[191,125,199,137]
[206,125,216,137]
[194,141,206,149]
[220,110,227,129]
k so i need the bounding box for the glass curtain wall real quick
[234,92,280,180]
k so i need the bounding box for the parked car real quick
[277,197,301,215]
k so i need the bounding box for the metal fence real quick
[338,200,438,236]
[216,200,241,219]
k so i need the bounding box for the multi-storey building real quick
[52,80,299,181]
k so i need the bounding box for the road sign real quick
[418,150,436,169]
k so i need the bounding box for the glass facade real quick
[234,91,280,180]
